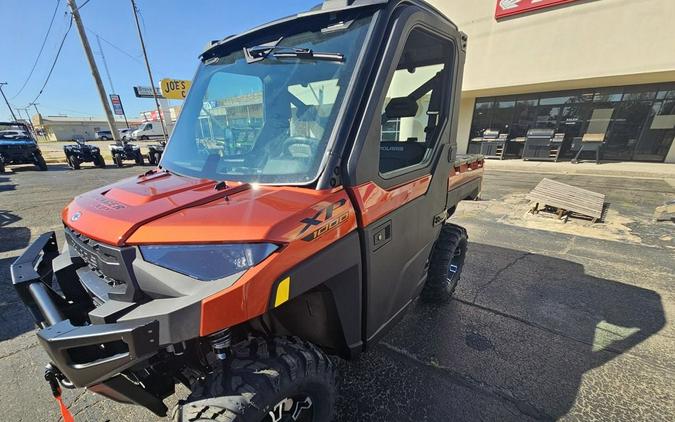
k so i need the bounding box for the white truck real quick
[131,121,172,140]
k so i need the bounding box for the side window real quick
[379,29,452,174]
[147,124,153,130]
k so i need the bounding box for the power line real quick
[11,0,63,100]
[30,15,74,105]
[84,26,144,65]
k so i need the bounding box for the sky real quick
[0,0,317,122]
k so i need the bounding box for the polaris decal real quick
[91,196,127,212]
[299,199,349,241]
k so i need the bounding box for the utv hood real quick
[62,171,337,246]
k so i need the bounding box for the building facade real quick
[428,0,675,162]
[31,114,142,142]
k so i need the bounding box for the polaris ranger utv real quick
[64,135,106,169]
[10,0,483,420]
[0,121,48,173]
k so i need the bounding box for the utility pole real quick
[29,102,41,117]
[66,0,120,141]
[96,35,130,129]
[17,108,35,131]
[130,0,168,142]
[0,82,18,121]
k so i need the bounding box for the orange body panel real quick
[199,189,357,335]
[448,159,484,191]
[346,174,432,227]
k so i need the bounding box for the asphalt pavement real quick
[0,163,673,421]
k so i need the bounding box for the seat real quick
[379,141,427,173]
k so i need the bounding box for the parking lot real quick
[1,164,673,421]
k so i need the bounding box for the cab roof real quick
[201,0,454,61]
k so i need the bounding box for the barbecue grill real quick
[522,129,565,162]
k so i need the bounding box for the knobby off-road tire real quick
[94,154,106,168]
[68,155,81,170]
[420,223,468,303]
[153,152,161,166]
[173,337,336,422]
[114,154,124,168]
[35,153,48,171]
[0,157,5,174]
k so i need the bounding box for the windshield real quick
[0,123,34,142]
[161,15,373,184]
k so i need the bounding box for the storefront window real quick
[468,82,675,162]
[512,99,538,137]
[470,100,492,138]
[490,100,515,134]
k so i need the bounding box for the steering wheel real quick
[280,136,320,158]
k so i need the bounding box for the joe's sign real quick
[495,0,580,19]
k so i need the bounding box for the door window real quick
[379,29,452,174]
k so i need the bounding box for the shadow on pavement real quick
[0,210,30,253]
[0,175,16,192]
[337,242,666,421]
[0,210,33,340]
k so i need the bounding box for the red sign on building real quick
[495,0,580,19]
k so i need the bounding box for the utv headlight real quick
[132,145,140,150]
[140,243,278,281]
[91,147,99,152]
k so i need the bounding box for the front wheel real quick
[35,153,48,171]
[114,154,124,168]
[94,154,106,168]
[68,155,80,170]
[0,157,5,174]
[135,151,144,165]
[420,223,468,303]
[173,337,336,422]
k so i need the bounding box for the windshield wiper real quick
[244,44,344,63]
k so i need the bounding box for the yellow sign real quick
[160,78,192,100]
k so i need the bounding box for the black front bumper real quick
[10,232,160,389]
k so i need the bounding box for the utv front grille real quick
[65,227,126,287]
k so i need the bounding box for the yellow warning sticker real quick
[274,277,290,307]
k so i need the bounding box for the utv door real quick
[345,5,465,342]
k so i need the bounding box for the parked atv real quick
[0,121,48,173]
[10,1,484,421]
[63,136,106,169]
[146,141,166,165]
[109,140,143,167]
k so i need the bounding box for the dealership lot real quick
[0,164,673,421]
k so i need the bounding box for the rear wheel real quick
[172,337,336,422]
[35,153,48,171]
[135,151,144,165]
[420,223,468,303]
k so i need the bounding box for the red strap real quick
[55,395,75,422]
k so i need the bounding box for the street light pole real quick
[66,0,120,141]
[130,0,168,142]
[0,82,18,121]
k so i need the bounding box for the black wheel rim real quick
[264,394,315,422]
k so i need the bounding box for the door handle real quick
[372,220,392,251]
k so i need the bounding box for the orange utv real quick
[11,0,483,420]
